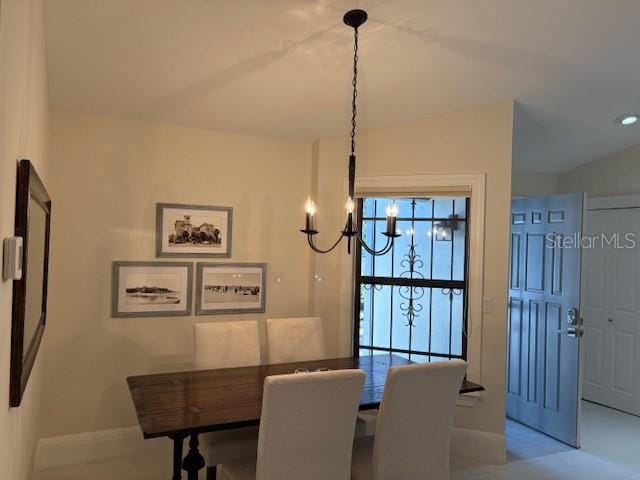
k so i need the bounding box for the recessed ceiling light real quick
[615,114,639,126]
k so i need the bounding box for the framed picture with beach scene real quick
[196,263,266,315]
[111,262,193,318]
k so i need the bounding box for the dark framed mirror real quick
[10,159,52,407]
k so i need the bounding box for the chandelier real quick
[301,9,400,256]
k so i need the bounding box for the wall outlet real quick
[3,237,23,281]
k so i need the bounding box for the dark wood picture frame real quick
[10,159,52,407]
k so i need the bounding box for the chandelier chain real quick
[350,27,359,156]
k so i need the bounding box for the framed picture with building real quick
[156,203,233,257]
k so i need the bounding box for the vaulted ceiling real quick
[44,0,640,173]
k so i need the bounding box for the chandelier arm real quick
[306,232,345,254]
[356,231,394,256]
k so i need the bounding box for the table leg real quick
[182,433,206,480]
[170,435,185,480]
[206,465,217,480]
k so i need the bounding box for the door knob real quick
[568,327,584,338]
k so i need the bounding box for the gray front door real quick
[507,193,584,447]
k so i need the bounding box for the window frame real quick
[334,173,485,385]
[353,197,470,361]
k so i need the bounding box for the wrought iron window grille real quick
[354,197,470,362]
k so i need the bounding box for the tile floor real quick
[452,401,640,480]
[37,401,640,480]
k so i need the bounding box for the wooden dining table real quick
[127,353,484,480]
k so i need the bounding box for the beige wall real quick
[312,102,514,435]
[512,170,558,197]
[513,144,640,198]
[42,110,312,437]
[44,102,513,443]
[0,0,50,479]
[559,144,640,196]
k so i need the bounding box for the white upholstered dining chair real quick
[351,360,468,480]
[194,320,261,370]
[194,321,262,480]
[220,369,366,480]
[265,316,326,364]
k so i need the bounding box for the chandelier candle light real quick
[301,9,401,256]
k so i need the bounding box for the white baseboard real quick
[457,391,482,408]
[35,425,171,473]
[451,427,506,465]
[34,424,505,476]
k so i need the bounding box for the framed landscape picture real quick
[112,262,193,317]
[156,203,232,258]
[196,263,266,315]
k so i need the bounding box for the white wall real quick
[512,170,558,197]
[559,144,640,196]
[0,0,50,479]
[41,110,313,438]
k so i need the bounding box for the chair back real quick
[255,369,365,480]
[372,360,467,480]
[265,317,326,364]
[193,321,260,370]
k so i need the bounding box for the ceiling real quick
[44,0,640,173]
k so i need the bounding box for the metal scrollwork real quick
[363,284,383,291]
[399,285,424,327]
[441,288,463,301]
[399,204,424,327]
[400,244,424,273]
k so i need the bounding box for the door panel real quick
[613,331,634,393]
[510,234,522,289]
[584,249,605,308]
[582,207,640,415]
[508,297,523,395]
[525,233,546,291]
[583,326,603,384]
[614,251,636,312]
[507,193,584,447]
[527,300,540,403]
[544,302,562,412]
[551,236,564,296]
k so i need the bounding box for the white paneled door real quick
[583,203,640,416]
[507,194,584,448]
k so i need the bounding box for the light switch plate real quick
[482,297,492,314]
[3,237,23,281]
